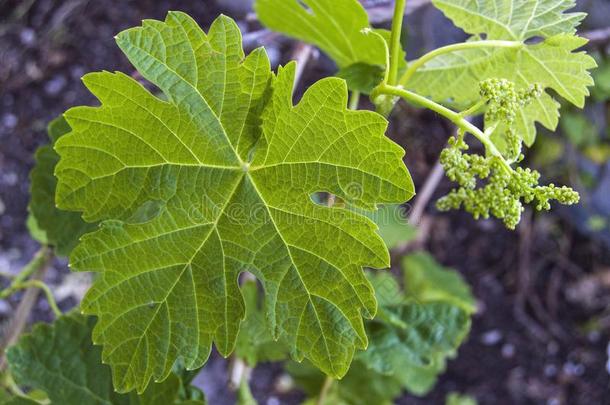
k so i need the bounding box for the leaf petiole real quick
[317,375,335,405]
[398,40,523,87]
[349,90,361,110]
[0,246,61,318]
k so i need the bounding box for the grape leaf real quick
[28,117,96,256]
[403,252,476,314]
[433,0,585,39]
[409,0,596,146]
[6,313,204,405]
[360,270,472,396]
[254,0,405,94]
[255,0,386,69]
[54,12,413,393]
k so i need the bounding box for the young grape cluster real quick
[480,78,543,161]
[436,79,579,229]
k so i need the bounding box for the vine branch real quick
[317,375,334,405]
[0,247,53,371]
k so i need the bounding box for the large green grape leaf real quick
[54,12,413,393]
[6,313,204,405]
[28,117,96,256]
[410,0,596,146]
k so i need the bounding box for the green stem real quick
[376,84,512,174]
[15,247,50,285]
[388,0,407,85]
[398,40,523,87]
[0,247,60,317]
[317,375,334,405]
[349,91,361,110]
[17,280,62,318]
[0,247,51,298]
[1,372,25,397]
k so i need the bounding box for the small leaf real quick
[359,298,471,395]
[6,313,204,405]
[336,63,385,95]
[410,0,596,146]
[54,12,413,392]
[28,117,96,256]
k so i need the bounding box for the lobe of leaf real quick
[410,0,596,146]
[433,0,586,40]
[54,12,413,393]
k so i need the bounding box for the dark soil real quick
[1,1,609,404]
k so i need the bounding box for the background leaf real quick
[365,204,417,250]
[6,313,204,405]
[28,116,96,256]
[403,252,477,314]
[235,280,288,367]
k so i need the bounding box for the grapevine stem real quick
[13,280,61,318]
[375,84,512,174]
[349,91,361,110]
[398,40,523,87]
[317,375,334,405]
[0,247,53,371]
[388,0,407,84]
[0,247,52,299]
